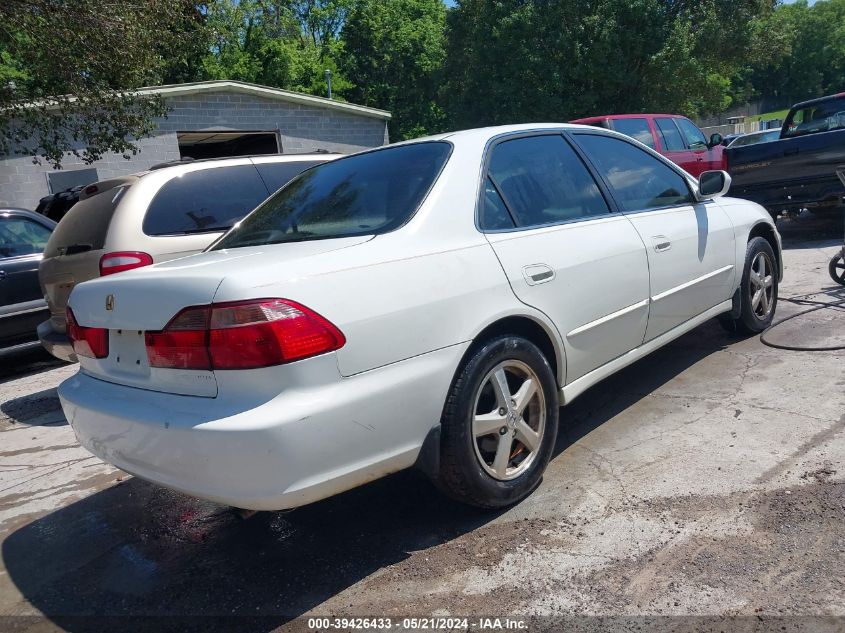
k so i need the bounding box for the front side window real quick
[573,134,694,212]
[0,216,52,258]
[144,165,270,236]
[485,135,609,229]
[611,118,655,148]
[655,118,686,152]
[214,142,451,249]
[675,118,708,150]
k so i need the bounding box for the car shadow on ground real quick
[0,349,68,384]
[1,317,733,632]
[0,387,66,426]
[777,211,843,249]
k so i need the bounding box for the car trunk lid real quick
[67,236,372,397]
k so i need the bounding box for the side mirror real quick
[697,170,732,200]
[708,133,723,149]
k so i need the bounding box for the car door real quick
[479,133,650,383]
[676,116,723,172]
[0,213,53,345]
[571,132,736,343]
[654,117,702,176]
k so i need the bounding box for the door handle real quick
[653,236,672,252]
[783,147,799,156]
[522,264,555,285]
[0,270,6,281]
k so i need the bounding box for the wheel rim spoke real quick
[491,368,511,409]
[515,419,540,452]
[492,433,512,478]
[512,378,537,416]
[474,411,504,437]
[752,288,763,311]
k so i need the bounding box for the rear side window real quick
[255,160,324,193]
[655,118,686,151]
[485,135,609,229]
[574,134,694,211]
[213,142,451,249]
[480,178,516,230]
[611,118,655,148]
[144,165,269,236]
[675,118,708,149]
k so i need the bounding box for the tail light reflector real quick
[66,307,109,359]
[99,251,153,276]
[145,299,345,370]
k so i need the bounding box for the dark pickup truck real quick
[726,92,845,220]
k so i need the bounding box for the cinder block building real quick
[0,80,391,210]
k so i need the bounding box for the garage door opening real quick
[177,131,280,160]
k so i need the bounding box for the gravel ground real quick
[0,212,843,632]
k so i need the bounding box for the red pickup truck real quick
[569,113,725,177]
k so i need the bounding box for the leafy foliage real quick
[342,0,446,139]
[0,0,206,166]
[740,0,845,104]
[2,0,843,167]
[443,0,772,128]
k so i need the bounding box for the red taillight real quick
[99,251,153,276]
[66,307,109,359]
[144,299,345,370]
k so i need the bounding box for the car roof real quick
[148,151,339,171]
[0,207,57,228]
[570,114,685,123]
[790,92,845,110]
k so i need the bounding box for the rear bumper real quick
[37,319,76,362]
[58,343,467,510]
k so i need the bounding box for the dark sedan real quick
[0,208,55,357]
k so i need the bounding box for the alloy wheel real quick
[471,360,546,481]
[749,251,775,318]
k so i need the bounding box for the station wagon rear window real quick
[213,142,452,249]
[143,165,269,236]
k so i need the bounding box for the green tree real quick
[0,0,206,167]
[201,0,352,97]
[342,0,447,139]
[443,0,772,128]
[743,0,845,104]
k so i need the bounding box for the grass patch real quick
[746,108,790,124]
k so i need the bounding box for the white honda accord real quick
[59,124,781,510]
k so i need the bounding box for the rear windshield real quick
[143,164,270,236]
[212,142,452,250]
[783,95,845,138]
[42,184,128,257]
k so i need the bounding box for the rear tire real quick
[724,237,779,335]
[438,335,558,509]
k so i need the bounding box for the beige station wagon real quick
[38,153,336,361]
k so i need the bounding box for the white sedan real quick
[59,124,781,510]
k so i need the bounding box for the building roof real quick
[137,80,391,121]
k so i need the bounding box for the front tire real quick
[724,237,779,334]
[438,335,559,509]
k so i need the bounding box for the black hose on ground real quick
[759,296,845,351]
